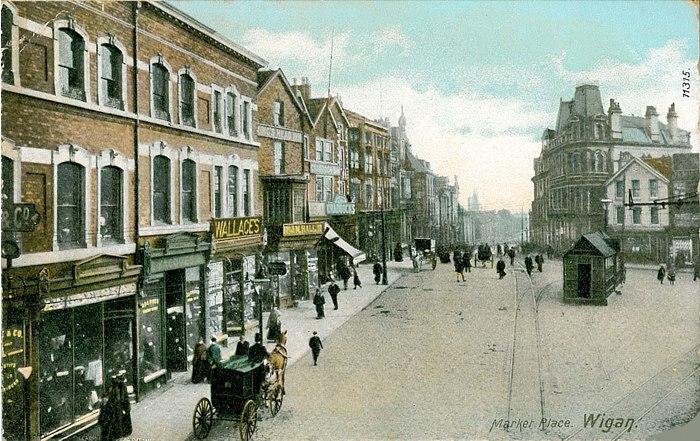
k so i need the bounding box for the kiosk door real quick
[577,264,592,298]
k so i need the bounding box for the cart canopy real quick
[220,355,264,373]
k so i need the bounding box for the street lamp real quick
[601,198,612,233]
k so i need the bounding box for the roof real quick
[406,149,431,173]
[256,69,313,125]
[220,355,264,373]
[565,232,617,258]
[256,70,276,91]
[604,155,670,186]
[620,116,690,145]
[555,100,573,132]
[642,156,673,180]
[572,84,604,118]
[306,98,326,124]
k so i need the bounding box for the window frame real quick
[274,141,285,175]
[96,37,127,110]
[615,206,625,225]
[632,207,642,225]
[211,85,224,134]
[56,162,86,249]
[149,56,173,122]
[650,206,659,225]
[273,100,284,126]
[178,69,197,128]
[213,165,223,218]
[51,145,91,251]
[631,179,640,198]
[180,158,198,223]
[148,142,177,226]
[649,179,658,198]
[225,86,240,137]
[1,3,20,86]
[227,164,239,217]
[615,180,625,198]
[54,22,90,102]
[242,169,251,217]
[96,149,130,246]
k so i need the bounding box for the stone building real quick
[530,84,693,254]
[668,152,700,266]
[0,2,265,438]
[405,147,437,240]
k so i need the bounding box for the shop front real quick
[137,233,209,395]
[275,222,325,298]
[208,216,264,339]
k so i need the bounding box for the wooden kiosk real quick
[563,232,621,305]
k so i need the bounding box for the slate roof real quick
[406,149,431,173]
[256,70,276,91]
[619,115,689,145]
[566,232,617,258]
[572,84,604,118]
[642,156,673,180]
[306,98,326,123]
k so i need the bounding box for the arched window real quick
[152,63,170,120]
[58,28,85,100]
[227,165,238,217]
[153,155,171,223]
[179,73,195,127]
[57,162,85,247]
[99,44,123,108]
[181,159,197,222]
[100,166,123,243]
[1,6,14,84]
[593,152,602,172]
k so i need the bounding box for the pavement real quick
[127,258,414,441]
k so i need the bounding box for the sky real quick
[171,0,699,212]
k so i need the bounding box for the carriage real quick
[192,355,284,440]
[414,238,437,270]
[475,244,494,268]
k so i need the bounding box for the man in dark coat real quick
[496,258,507,279]
[508,248,515,266]
[454,254,464,282]
[313,288,326,318]
[207,337,222,370]
[234,336,250,356]
[535,254,543,272]
[657,265,665,284]
[373,262,383,284]
[99,374,132,441]
[353,266,362,289]
[524,255,534,276]
[328,280,340,310]
[337,263,351,290]
[191,340,209,383]
[309,331,323,366]
[463,251,472,272]
[248,333,268,363]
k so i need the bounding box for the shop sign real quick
[1,203,41,232]
[326,195,355,216]
[43,283,137,311]
[267,261,287,276]
[2,327,24,394]
[257,124,303,143]
[211,216,263,241]
[283,222,324,237]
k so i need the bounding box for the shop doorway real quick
[165,270,187,372]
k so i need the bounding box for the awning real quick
[323,222,366,265]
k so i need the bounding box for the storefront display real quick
[38,309,73,435]
[103,297,135,395]
[206,261,225,339]
[139,277,164,384]
[72,303,103,416]
[184,266,202,362]
[224,259,244,334]
[2,311,26,441]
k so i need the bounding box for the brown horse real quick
[267,330,288,395]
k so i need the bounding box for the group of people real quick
[523,254,545,276]
[452,249,473,281]
[191,333,270,383]
[657,264,677,285]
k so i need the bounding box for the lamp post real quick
[380,183,388,285]
[601,198,613,234]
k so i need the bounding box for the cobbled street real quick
[201,259,699,441]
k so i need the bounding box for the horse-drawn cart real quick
[414,238,437,270]
[475,244,494,268]
[192,355,284,440]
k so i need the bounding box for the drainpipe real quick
[132,0,141,402]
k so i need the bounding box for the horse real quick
[267,330,288,395]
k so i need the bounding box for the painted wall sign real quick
[43,283,137,311]
[326,195,356,216]
[211,216,263,241]
[283,222,324,237]
[257,124,303,143]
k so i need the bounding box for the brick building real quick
[1,2,265,439]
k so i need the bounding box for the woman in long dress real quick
[267,307,281,342]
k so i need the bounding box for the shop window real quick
[39,309,73,435]
[139,278,164,381]
[181,159,197,223]
[100,44,123,109]
[153,155,171,223]
[243,169,251,216]
[100,166,123,243]
[57,28,85,100]
[57,162,85,248]
[103,297,135,393]
[72,303,104,419]
[223,259,244,333]
[227,165,238,217]
[179,74,195,127]
[274,141,285,174]
[213,166,222,218]
[152,63,170,121]
[184,267,202,363]
[1,6,14,84]
[2,311,26,441]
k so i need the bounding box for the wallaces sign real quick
[211,216,263,240]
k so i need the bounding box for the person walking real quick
[536,254,543,272]
[694,260,699,282]
[463,250,472,273]
[454,253,465,282]
[313,288,326,318]
[328,279,340,310]
[657,265,665,284]
[524,255,534,276]
[248,333,268,363]
[508,248,515,266]
[234,335,249,356]
[309,331,323,366]
[266,306,281,342]
[667,264,676,285]
[353,266,362,289]
[496,258,507,279]
[338,262,351,290]
[191,340,209,383]
[373,262,383,284]
[207,336,222,371]
[98,374,132,441]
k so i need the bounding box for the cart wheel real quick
[192,398,214,439]
[239,400,258,441]
[268,384,283,417]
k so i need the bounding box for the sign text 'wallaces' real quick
[212,216,263,240]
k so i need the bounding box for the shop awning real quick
[324,223,366,265]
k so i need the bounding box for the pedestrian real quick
[373,262,383,284]
[496,258,507,279]
[328,279,340,310]
[524,255,533,276]
[248,333,268,363]
[266,306,281,342]
[536,254,543,272]
[313,288,326,318]
[497,244,502,257]
[309,331,323,366]
[454,254,465,282]
[98,374,132,441]
[657,265,665,284]
[234,335,249,356]
[667,264,676,285]
[207,336,222,370]
[463,251,472,273]
[353,266,362,289]
[694,260,699,282]
[338,262,351,290]
[508,248,515,266]
[394,242,404,262]
[192,340,209,383]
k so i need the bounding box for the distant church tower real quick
[467,190,480,211]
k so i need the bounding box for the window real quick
[631,180,640,198]
[227,165,238,217]
[364,131,371,144]
[153,155,171,223]
[100,44,122,109]
[152,63,170,120]
[378,156,383,176]
[100,166,123,243]
[274,141,285,174]
[365,182,373,209]
[315,177,323,202]
[226,92,237,136]
[650,206,659,225]
[632,207,641,224]
[615,181,625,198]
[616,206,624,224]
[324,177,332,202]
[292,188,305,222]
[315,139,323,161]
[349,128,360,142]
[179,74,195,127]
[2,155,13,206]
[273,101,284,126]
[213,90,223,133]
[242,101,251,139]
[57,162,84,247]
[181,159,197,222]
[2,6,14,84]
[351,179,360,202]
[243,169,251,216]
[674,182,686,198]
[303,135,309,159]
[364,149,373,173]
[213,166,222,218]
[58,28,85,100]
[324,140,332,162]
[649,179,658,198]
[350,149,359,169]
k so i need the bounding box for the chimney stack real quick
[607,99,622,140]
[667,103,678,143]
[292,77,311,102]
[645,106,660,142]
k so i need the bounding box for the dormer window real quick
[58,28,85,101]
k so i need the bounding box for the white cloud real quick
[370,26,415,54]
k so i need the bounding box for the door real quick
[577,264,592,298]
[165,270,187,372]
